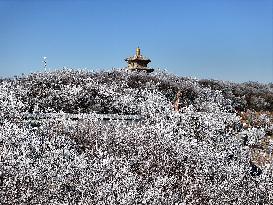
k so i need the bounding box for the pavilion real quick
[125,47,154,73]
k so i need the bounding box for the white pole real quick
[43,56,47,71]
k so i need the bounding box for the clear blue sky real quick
[0,0,272,82]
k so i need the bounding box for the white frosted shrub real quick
[0,69,272,204]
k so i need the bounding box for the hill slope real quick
[0,69,273,204]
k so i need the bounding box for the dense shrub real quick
[199,79,273,112]
[0,68,272,204]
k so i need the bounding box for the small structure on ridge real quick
[125,47,154,73]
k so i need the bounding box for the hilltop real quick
[0,69,273,204]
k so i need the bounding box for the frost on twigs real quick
[0,68,273,204]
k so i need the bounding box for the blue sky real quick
[0,0,272,82]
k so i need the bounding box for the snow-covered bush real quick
[0,68,272,204]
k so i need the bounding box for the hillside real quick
[0,69,273,204]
